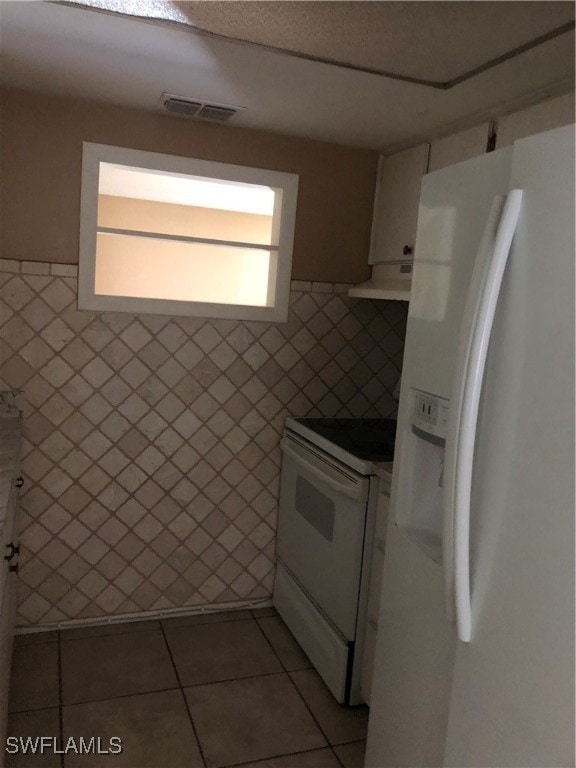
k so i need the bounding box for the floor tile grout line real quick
[252,617,337,753]
[285,669,347,757]
[249,609,278,619]
[331,745,347,768]
[256,617,342,752]
[52,669,295,712]
[161,616,258,636]
[252,615,313,674]
[331,738,367,747]
[219,743,346,768]
[330,739,369,768]
[177,669,290,691]
[180,614,335,768]
[159,620,208,768]
[59,685,181,710]
[330,742,347,767]
[161,618,248,630]
[252,616,289,670]
[8,705,62,716]
[253,618,367,759]
[57,630,64,768]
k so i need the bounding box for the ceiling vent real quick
[160,93,244,123]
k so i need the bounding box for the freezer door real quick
[392,148,514,560]
[443,125,575,766]
[401,147,513,400]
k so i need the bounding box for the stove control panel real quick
[411,389,449,443]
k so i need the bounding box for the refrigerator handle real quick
[443,195,505,629]
[444,189,523,643]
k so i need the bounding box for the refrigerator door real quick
[366,148,513,768]
[444,189,523,642]
[444,124,575,767]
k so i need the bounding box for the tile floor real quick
[7,608,368,768]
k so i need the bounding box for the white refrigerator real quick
[365,124,575,768]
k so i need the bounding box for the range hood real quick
[348,263,412,301]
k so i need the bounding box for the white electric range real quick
[274,417,396,705]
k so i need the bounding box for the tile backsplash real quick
[0,260,407,627]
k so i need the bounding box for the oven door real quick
[277,432,370,640]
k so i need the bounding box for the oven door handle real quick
[280,438,364,501]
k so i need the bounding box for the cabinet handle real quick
[4,542,20,561]
[15,477,24,489]
[9,564,18,574]
[402,245,413,256]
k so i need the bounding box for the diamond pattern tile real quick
[0,261,407,626]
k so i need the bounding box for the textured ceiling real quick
[1,1,574,150]
[61,0,575,86]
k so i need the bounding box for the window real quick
[78,143,299,322]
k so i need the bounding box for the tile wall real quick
[0,259,407,627]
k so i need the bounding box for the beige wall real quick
[0,88,377,283]
[96,197,276,306]
[95,234,272,306]
[98,196,273,244]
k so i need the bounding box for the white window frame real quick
[78,142,299,322]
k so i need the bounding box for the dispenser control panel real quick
[412,389,449,441]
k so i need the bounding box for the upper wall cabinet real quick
[368,143,430,265]
[427,123,492,173]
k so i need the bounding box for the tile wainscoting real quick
[0,259,407,627]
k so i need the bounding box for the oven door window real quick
[295,475,335,542]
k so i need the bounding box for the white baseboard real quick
[15,597,274,635]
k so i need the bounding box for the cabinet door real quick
[369,143,429,265]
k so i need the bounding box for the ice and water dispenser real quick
[394,388,449,561]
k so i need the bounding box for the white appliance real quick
[274,417,395,705]
[366,124,575,767]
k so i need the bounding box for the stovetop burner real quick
[294,417,397,462]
